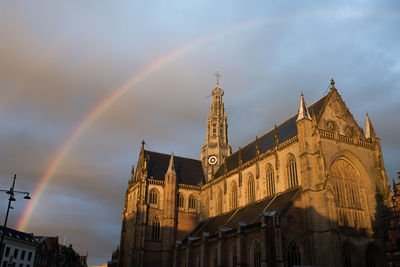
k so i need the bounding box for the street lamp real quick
[0,174,31,264]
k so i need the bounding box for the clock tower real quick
[201,70,231,182]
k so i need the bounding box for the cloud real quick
[0,1,399,265]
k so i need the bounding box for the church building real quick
[118,75,391,267]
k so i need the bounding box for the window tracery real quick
[266,164,275,196]
[151,217,160,241]
[286,155,298,189]
[329,158,364,228]
[149,188,159,207]
[231,181,238,209]
[189,194,196,211]
[248,174,255,203]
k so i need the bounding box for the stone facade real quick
[118,78,391,267]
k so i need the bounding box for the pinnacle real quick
[166,153,176,175]
[296,93,311,122]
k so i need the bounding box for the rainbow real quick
[17,7,376,230]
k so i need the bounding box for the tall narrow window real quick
[213,248,218,267]
[189,194,196,211]
[178,193,184,209]
[248,174,255,203]
[231,181,238,209]
[204,194,210,218]
[151,217,161,241]
[288,241,301,267]
[217,188,223,214]
[252,240,261,267]
[266,164,275,196]
[231,244,237,267]
[149,188,159,207]
[286,155,298,188]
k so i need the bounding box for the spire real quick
[166,153,176,175]
[365,113,376,139]
[296,93,311,122]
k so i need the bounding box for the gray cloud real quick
[0,1,399,265]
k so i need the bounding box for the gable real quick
[317,89,365,139]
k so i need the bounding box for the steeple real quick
[296,93,311,122]
[201,69,231,182]
[166,153,176,175]
[365,113,376,139]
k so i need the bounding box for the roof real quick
[214,94,328,178]
[0,226,37,243]
[187,187,301,238]
[144,150,205,186]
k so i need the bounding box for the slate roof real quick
[144,150,205,186]
[214,94,328,178]
[187,187,301,238]
[0,226,37,243]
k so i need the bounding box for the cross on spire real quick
[214,69,221,85]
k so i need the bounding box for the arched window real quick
[189,194,196,210]
[342,243,359,267]
[149,188,159,207]
[266,164,275,196]
[231,244,237,267]
[231,181,238,209]
[365,245,383,267]
[252,240,261,267]
[151,217,160,241]
[248,174,255,203]
[204,194,210,218]
[213,248,218,267]
[330,158,364,228]
[286,155,298,188]
[288,241,301,267]
[178,193,184,209]
[217,188,223,214]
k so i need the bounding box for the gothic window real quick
[189,194,196,211]
[286,155,298,189]
[217,188,223,214]
[178,193,184,209]
[248,174,255,203]
[252,240,261,267]
[288,241,301,267]
[204,194,210,218]
[266,164,275,196]
[231,181,238,209]
[365,245,382,267]
[342,243,358,267]
[151,217,160,241]
[149,188,159,207]
[329,158,364,228]
[231,244,237,267]
[327,120,336,132]
[213,248,218,267]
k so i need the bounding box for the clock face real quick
[208,155,218,165]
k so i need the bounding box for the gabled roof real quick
[187,187,300,238]
[144,150,205,186]
[214,94,328,178]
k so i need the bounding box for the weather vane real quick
[214,69,221,85]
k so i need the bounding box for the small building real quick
[34,236,60,267]
[0,226,37,267]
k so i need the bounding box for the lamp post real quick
[0,174,31,265]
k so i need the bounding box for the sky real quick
[0,0,399,265]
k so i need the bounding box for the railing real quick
[318,129,374,149]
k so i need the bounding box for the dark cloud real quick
[0,1,399,265]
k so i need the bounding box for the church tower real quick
[201,70,231,182]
